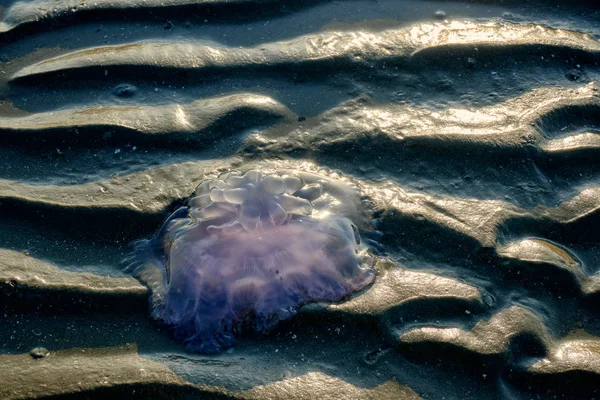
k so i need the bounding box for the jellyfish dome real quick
[126,168,378,353]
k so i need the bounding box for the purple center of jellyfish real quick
[128,169,375,353]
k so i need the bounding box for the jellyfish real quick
[126,168,379,353]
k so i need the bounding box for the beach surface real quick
[0,0,599,399]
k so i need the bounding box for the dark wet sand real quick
[1,0,599,399]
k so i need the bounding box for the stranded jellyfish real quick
[126,168,379,353]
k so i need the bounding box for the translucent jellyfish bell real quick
[125,168,379,353]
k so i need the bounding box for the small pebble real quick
[112,83,137,98]
[566,68,583,81]
[467,57,476,67]
[30,347,49,359]
[434,10,447,19]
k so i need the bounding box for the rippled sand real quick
[1,0,599,399]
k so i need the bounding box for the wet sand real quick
[0,0,599,399]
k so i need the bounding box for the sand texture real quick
[1,0,599,398]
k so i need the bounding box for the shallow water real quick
[1,0,599,399]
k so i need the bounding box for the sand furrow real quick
[0,344,422,400]
[0,345,216,400]
[0,93,294,147]
[0,0,319,38]
[11,21,600,82]
[398,306,552,356]
[0,248,145,295]
[248,84,600,157]
[397,305,600,394]
[301,259,483,320]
